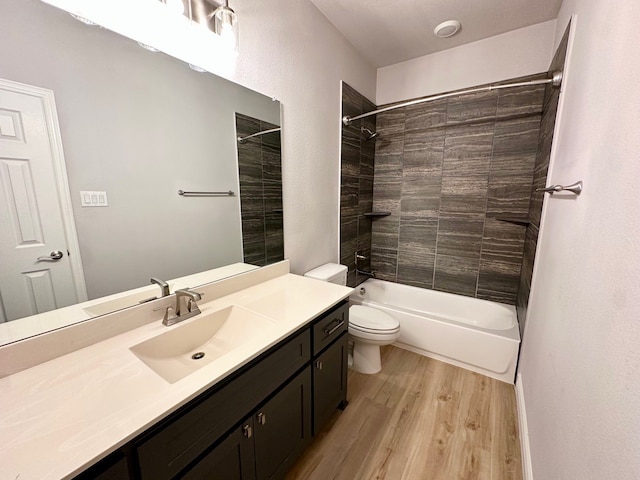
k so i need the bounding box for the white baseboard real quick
[515,373,533,480]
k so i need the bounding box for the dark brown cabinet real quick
[313,332,348,435]
[254,367,312,480]
[180,418,255,480]
[73,300,349,480]
[73,451,130,480]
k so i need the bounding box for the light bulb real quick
[213,5,239,51]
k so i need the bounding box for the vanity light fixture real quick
[212,0,239,51]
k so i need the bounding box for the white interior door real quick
[0,80,85,322]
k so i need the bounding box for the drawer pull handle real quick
[257,412,267,425]
[323,319,345,336]
[315,360,323,370]
[242,424,253,438]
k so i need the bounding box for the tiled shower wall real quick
[340,83,376,287]
[370,75,547,304]
[516,25,570,335]
[235,113,284,267]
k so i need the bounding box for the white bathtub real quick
[350,279,520,384]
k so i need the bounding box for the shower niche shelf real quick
[363,211,391,218]
[490,216,531,226]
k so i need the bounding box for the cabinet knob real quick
[242,424,253,438]
[256,412,267,425]
[315,360,323,370]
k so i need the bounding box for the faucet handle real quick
[174,289,204,316]
[175,289,204,301]
[154,304,178,325]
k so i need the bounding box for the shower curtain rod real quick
[342,71,563,126]
[237,127,281,143]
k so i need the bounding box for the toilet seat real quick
[349,305,399,334]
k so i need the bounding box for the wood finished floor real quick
[287,346,522,480]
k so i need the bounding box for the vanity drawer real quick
[312,301,348,355]
[136,328,311,480]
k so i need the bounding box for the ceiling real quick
[310,0,563,68]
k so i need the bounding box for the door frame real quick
[0,77,88,306]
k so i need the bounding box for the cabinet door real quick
[72,451,129,480]
[180,419,256,480]
[254,367,312,480]
[313,332,348,435]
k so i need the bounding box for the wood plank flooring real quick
[287,346,522,480]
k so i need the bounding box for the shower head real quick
[361,126,379,141]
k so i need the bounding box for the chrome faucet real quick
[150,277,170,297]
[158,288,204,326]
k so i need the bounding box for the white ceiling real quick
[310,0,563,68]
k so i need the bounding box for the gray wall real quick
[369,75,547,304]
[1,0,279,298]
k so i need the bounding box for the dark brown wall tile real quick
[371,216,400,250]
[405,99,447,131]
[348,70,556,308]
[492,116,541,162]
[437,213,484,258]
[486,179,535,218]
[340,174,359,217]
[440,176,489,214]
[477,259,521,304]
[446,90,498,125]
[481,218,526,264]
[398,216,438,254]
[340,83,377,286]
[443,122,495,177]
[497,84,545,118]
[400,175,442,217]
[371,247,398,282]
[397,253,435,289]
[434,255,479,297]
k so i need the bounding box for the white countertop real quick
[0,271,352,480]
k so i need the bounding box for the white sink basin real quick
[130,305,276,383]
[83,283,185,316]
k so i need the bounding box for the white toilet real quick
[304,263,400,374]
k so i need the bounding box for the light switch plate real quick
[80,191,109,207]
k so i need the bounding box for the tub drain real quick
[191,352,205,360]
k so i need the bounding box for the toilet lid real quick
[349,305,399,332]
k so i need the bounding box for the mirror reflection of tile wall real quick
[235,114,284,266]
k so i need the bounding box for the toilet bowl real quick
[348,304,400,374]
[303,263,400,375]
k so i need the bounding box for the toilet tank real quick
[304,263,348,286]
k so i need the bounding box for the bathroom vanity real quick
[0,261,352,480]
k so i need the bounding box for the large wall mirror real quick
[0,0,283,345]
